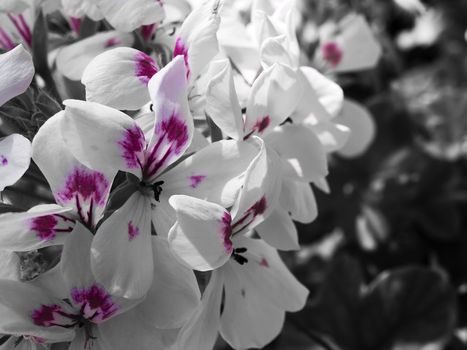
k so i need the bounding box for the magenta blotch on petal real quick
[30,214,75,242]
[244,116,271,140]
[135,51,159,85]
[128,221,140,241]
[104,37,122,48]
[221,212,233,254]
[232,196,267,233]
[31,304,75,327]
[140,24,157,41]
[70,284,118,324]
[144,113,189,179]
[69,17,82,35]
[189,175,206,188]
[118,126,146,170]
[259,257,269,268]
[0,155,7,166]
[173,37,190,78]
[322,41,343,67]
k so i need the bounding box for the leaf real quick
[297,256,456,350]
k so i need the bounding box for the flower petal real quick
[231,235,309,312]
[56,31,133,81]
[0,250,20,280]
[61,0,103,21]
[91,192,153,299]
[168,195,233,271]
[265,124,328,183]
[244,63,303,137]
[220,262,285,349]
[61,100,146,179]
[0,280,75,342]
[255,207,299,251]
[137,237,200,329]
[279,178,317,224]
[0,204,74,251]
[82,47,158,110]
[230,138,282,233]
[205,59,243,140]
[0,45,34,106]
[0,134,31,191]
[260,35,295,68]
[160,138,262,208]
[144,56,193,182]
[33,112,115,226]
[96,0,165,32]
[335,99,376,158]
[176,269,224,350]
[174,0,220,82]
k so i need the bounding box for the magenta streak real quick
[221,212,233,254]
[322,41,343,67]
[8,14,31,47]
[140,24,157,41]
[128,221,139,241]
[259,257,269,267]
[189,175,206,188]
[118,126,145,170]
[57,168,110,227]
[104,37,121,48]
[135,51,159,85]
[173,37,190,79]
[71,284,118,324]
[31,304,76,327]
[69,17,82,35]
[231,196,267,234]
[143,114,188,179]
[0,27,15,50]
[30,214,75,242]
[0,155,7,166]
[244,116,271,140]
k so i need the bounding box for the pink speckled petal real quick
[91,192,153,299]
[168,195,233,271]
[33,112,115,227]
[83,47,158,110]
[61,100,146,179]
[244,63,303,138]
[0,204,74,252]
[0,133,31,192]
[145,56,193,182]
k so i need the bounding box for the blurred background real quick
[218,0,467,349]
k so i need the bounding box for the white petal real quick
[244,63,303,137]
[176,269,224,350]
[97,0,165,32]
[265,124,328,182]
[256,207,299,251]
[56,31,133,81]
[168,195,233,271]
[260,35,295,68]
[0,0,29,13]
[280,178,318,224]
[205,59,243,140]
[160,138,262,208]
[0,45,34,106]
[0,204,74,251]
[231,235,309,311]
[137,237,200,329]
[61,0,103,20]
[220,262,285,349]
[91,192,153,299]
[0,280,75,342]
[230,138,282,233]
[0,250,20,280]
[175,0,220,82]
[82,47,158,110]
[335,99,376,158]
[145,56,193,182]
[62,100,146,179]
[33,112,114,227]
[0,134,31,191]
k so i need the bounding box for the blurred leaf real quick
[295,256,457,350]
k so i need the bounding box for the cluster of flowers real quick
[0,0,381,349]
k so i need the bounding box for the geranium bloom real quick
[61,56,262,299]
[0,223,200,349]
[81,0,221,110]
[0,109,115,252]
